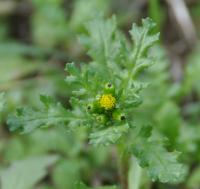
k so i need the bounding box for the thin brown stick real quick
[0,2,17,16]
[165,0,198,48]
[0,1,32,16]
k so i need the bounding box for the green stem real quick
[128,156,142,189]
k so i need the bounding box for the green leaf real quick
[149,0,165,32]
[7,95,72,133]
[82,16,117,62]
[184,48,200,96]
[75,182,88,189]
[129,18,159,67]
[0,155,58,189]
[65,62,81,84]
[132,127,186,183]
[155,101,180,147]
[65,63,95,97]
[89,124,129,146]
[70,0,109,32]
[52,160,81,189]
[32,0,68,47]
[80,16,127,69]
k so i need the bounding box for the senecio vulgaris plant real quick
[8,17,186,188]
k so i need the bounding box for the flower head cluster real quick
[86,83,127,125]
[99,94,116,110]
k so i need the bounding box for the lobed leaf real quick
[89,124,129,146]
[129,18,159,68]
[7,95,72,133]
[80,16,128,70]
[132,126,187,183]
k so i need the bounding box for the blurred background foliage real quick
[0,0,200,189]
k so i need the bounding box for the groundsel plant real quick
[8,17,186,188]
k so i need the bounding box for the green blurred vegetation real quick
[1,0,200,189]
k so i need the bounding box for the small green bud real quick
[87,99,103,114]
[96,115,107,124]
[87,103,94,113]
[104,83,115,94]
[112,110,126,121]
[120,114,126,121]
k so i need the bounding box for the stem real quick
[117,143,129,189]
[128,156,142,189]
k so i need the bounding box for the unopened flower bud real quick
[104,83,115,94]
[112,110,126,121]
